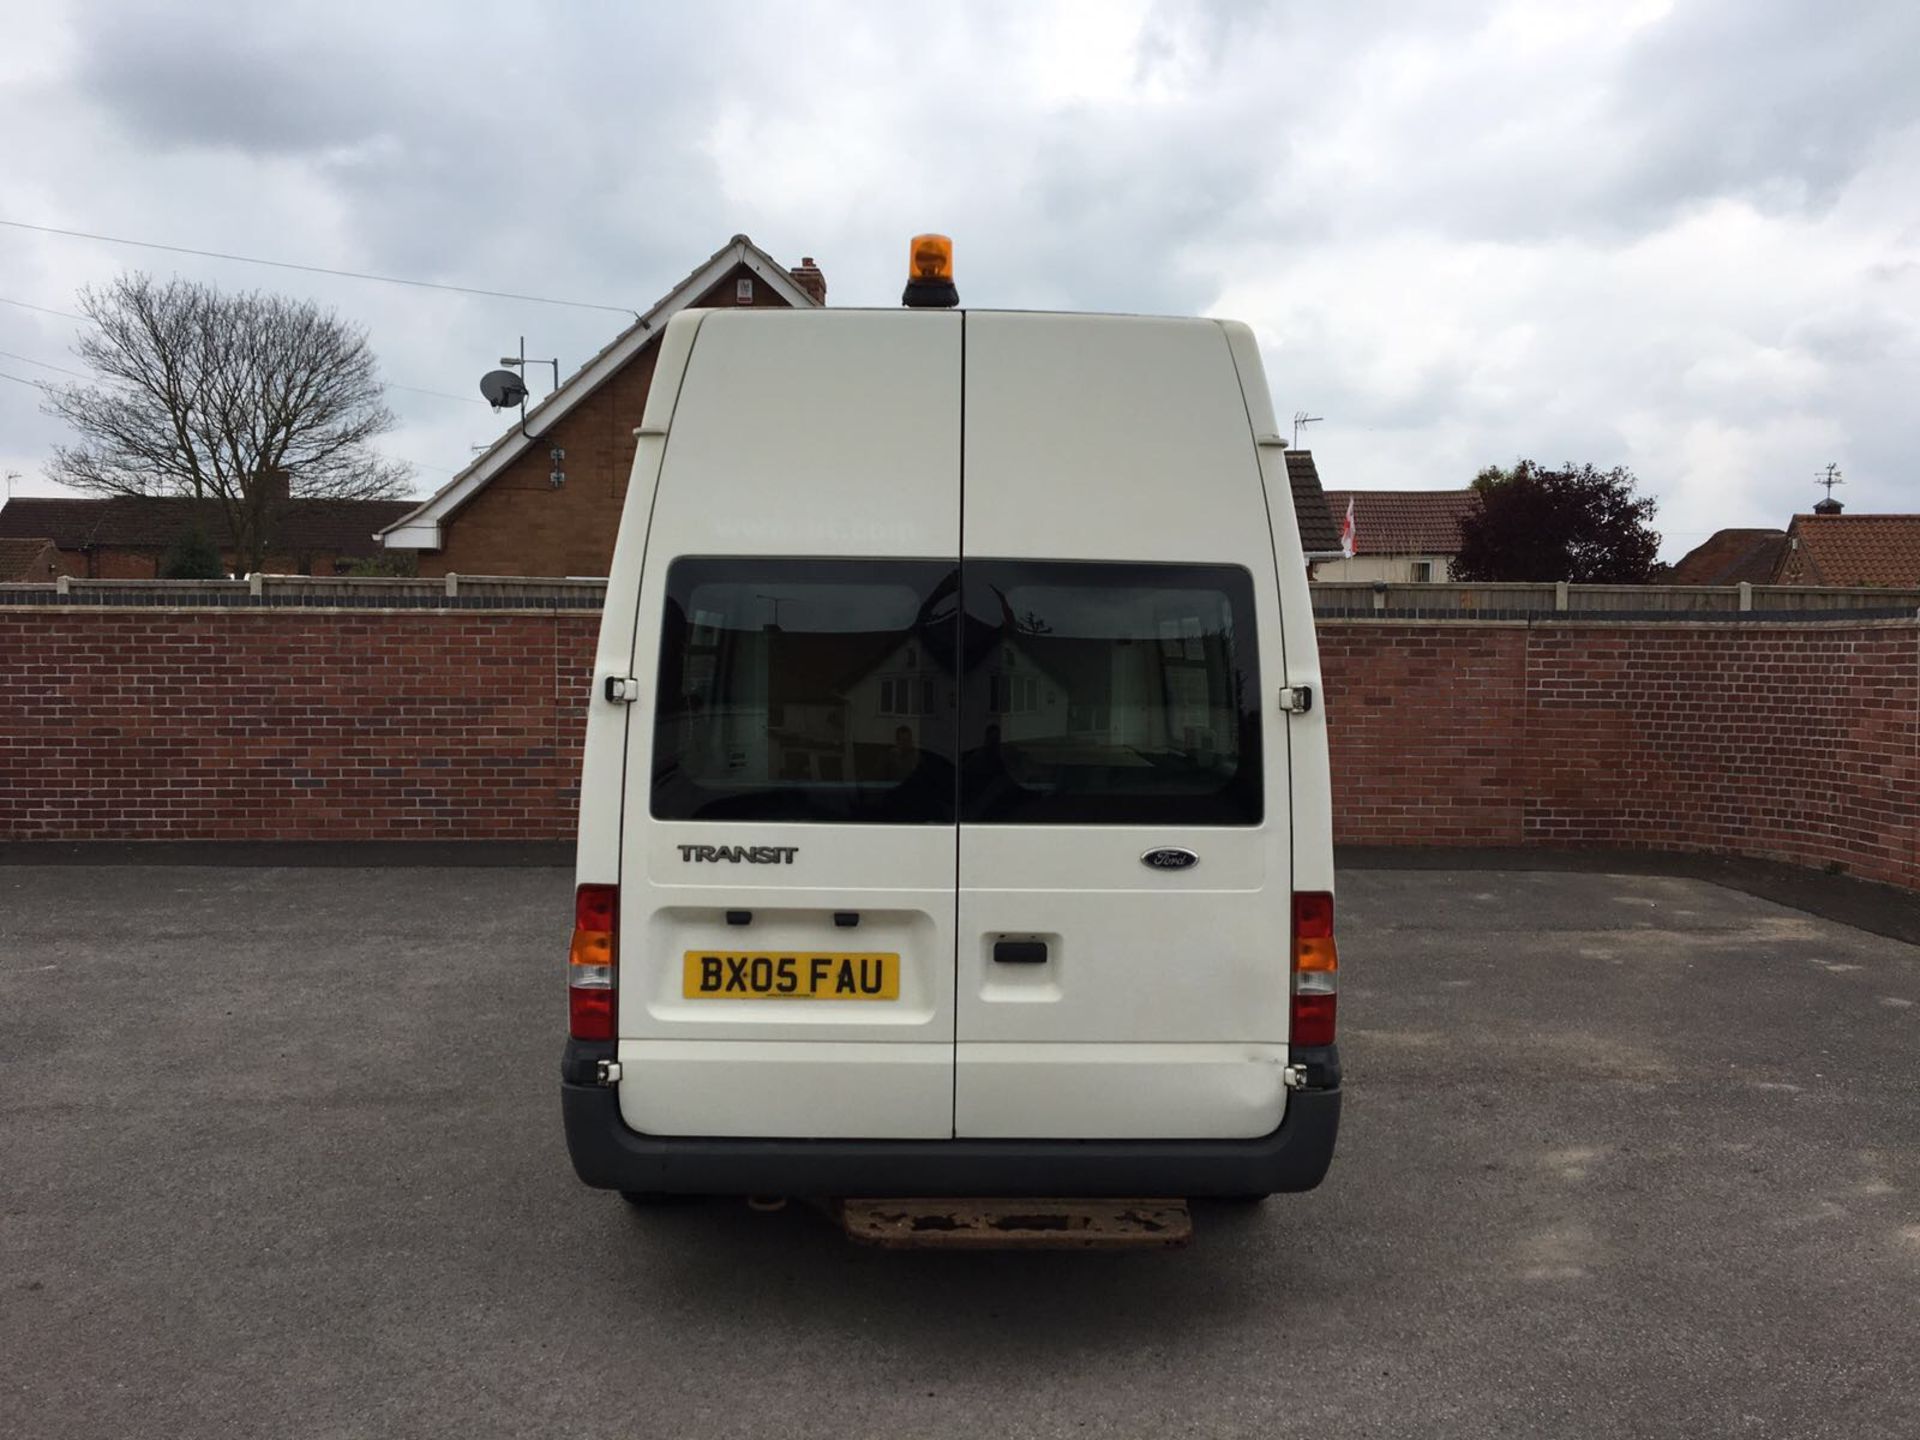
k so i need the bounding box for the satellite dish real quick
[479,368,528,409]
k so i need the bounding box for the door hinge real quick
[1282,1063,1310,1090]
[603,676,641,703]
[1278,684,1314,715]
[595,1059,623,1086]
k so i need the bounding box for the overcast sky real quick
[2,0,1916,557]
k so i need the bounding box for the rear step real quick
[838,1197,1192,1250]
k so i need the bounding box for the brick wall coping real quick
[1318,615,1920,632]
[0,574,607,611]
[0,603,598,616]
[5,574,1917,624]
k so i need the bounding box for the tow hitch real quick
[835,1197,1192,1250]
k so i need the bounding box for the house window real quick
[1409,560,1434,582]
[988,673,1038,714]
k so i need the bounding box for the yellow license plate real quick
[682,952,901,1001]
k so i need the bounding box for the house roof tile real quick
[0,536,59,581]
[1667,528,1790,585]
[1285,451,1343,556]
[1773,514,1920,587]
[1321,488,1477,556]
[0,496,416,557]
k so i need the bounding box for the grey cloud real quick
[72,8,411,156]
[1614,0,1920,215]
[8,0,1918,549]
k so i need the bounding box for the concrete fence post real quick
[55,574,70,596]
[248,572,264,598]
[1555,580,1569,612]
[445,572,460,599]
[1738,582,1753,612]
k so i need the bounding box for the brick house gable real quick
[380,236,821,577]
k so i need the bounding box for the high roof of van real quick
[643,307,1310,572]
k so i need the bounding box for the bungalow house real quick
[0,488,415,578]
[1671,499,1920,588]
[1771,510,1920,587]
[379,235,1340,576]
[1666,528,1789,585]
[1314,488,1478,582]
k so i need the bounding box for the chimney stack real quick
[1813,497,1843,515]
[789,256,827,306]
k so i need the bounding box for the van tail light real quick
[1291,892,1338,1047]
[569,883,618,1041]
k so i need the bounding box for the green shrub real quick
[159,529,226,580]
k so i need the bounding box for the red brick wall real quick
[1518,623,1919,884]
[2,611,1915,888]
[0,611,594,842]
[1316,625,1529,846]
[1321,619,1920,888]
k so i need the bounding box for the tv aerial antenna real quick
[1816,463,1844,501]
[479,337,566,486]
[1292,411,1323,448]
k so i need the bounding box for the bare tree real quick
[44,273,411,574]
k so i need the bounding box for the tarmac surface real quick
[3,863,1916,1438]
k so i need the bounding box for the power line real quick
[387,383,488,406]
[0,369,454,474]
[0,217,640,318]
[0,295,88,322]
[0,348,94,381]
[0,329,486,406]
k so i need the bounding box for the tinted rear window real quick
[650,557,1261,826]
[958,561,1261,825]
[651,558,958,823]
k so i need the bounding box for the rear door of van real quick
[955,313,1294,1140]
[615,309,963,1140]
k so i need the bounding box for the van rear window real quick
[651,558,1260,827]
[958,561,1261,825]
[651,559,959,823]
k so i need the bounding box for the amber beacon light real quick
[901,233,959,308]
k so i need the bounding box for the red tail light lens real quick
[576,884,617,933]
[568,986,614,1041]
[1291,891,1338,1047]
[569,883,618,1041]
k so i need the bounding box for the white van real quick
[562,268,1340,1204]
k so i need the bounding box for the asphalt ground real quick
[2,864,1916,1439]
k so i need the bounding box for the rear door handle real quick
[993,940,1049,965]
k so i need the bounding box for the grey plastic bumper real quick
[560,1042,1341,1199]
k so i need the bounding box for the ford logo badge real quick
[1141,847,1199,871]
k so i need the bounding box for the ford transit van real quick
[561,279,1340,1204]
